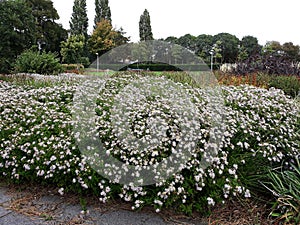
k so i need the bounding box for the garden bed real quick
[0,72,299,223]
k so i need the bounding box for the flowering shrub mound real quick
[0,73,299,214]
[14,50,63,75]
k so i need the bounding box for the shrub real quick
[0,73,299,215]
[79,57,90,68]
[216,72,300,98]
[0,57,14,74]
[232,53,300,76]
[268,75,300,98]
[121,63,210,71]
[62,64,85,74]
[14,50,63,75]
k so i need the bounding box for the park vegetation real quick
[0,0,300,223]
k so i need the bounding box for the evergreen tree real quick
[25,0,67,54]
[139,9,153,41]
[240,36,261,57]
[0,0,36,73]
[94,0,111,28]
[69,0,89,38]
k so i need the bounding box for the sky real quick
[52,0,300,45]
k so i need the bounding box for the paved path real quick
[0,185,207,225]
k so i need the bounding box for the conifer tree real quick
[69,0,89,38]
[94,0,111,28]
[139,9,153,41]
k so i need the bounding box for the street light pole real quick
[96,53,99,72]
[210,50,214,71]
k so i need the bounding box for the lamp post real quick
[96,53,99,72]
[210,50,214,71]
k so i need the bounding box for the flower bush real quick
[0,73,299,215]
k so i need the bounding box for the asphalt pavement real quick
[0,184,207,225]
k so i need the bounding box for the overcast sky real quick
[52,0,300,45]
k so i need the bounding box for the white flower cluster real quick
[223,85,299,161]
[0,73,299,212]
[220,63,237,73]
[93,74,299,210]
[98,75,202,166]
[0,78,91,195]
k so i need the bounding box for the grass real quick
[263,158,300,224]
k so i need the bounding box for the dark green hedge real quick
[97,63,218,71]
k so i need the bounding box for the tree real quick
[170,44,182,64]
[139,9,154,41]
[131,42,152,62]
[40,21,68,55]
[240,35,261,57]
[88,19,129,56]
[0,0,36,73]
[211,40,222,64]
[165,36,178,44]
[60,34,85,64]
[70,0,89,38]
[94,0,111,28]
[195,34,214,62]
[237,45,248,61]
[176,34,197,52]
[114,27,130,46]
[281,42,300,61]
[263,41,282,55]
[213,33,240,63]
[24,0,68,54]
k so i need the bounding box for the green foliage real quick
[0,0,36,73]
[60,34,86,64]
[282,42,300,61]
[0,73,299,216]
[213,33,240,63]
[195,34,214,62]
[79,57,91,68]
[139,9,154,41]
[61,64,84,74]
[88,19,129,56]
[262,41,300,61]
[24,0,68,54]
[211,40,222,64]
[237,46,249,61]
[62,64,84,70]
[120,63,209,72]
[240,36,261,57]
[216,72,300,98]
[264,158,300,224]
[121,63,180,71]
[69,0,89,38]
[262,41,282,55]
[94,0,111,28]
[268,75,300,98]
[14,50,63,75]
[176,34,197,52]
